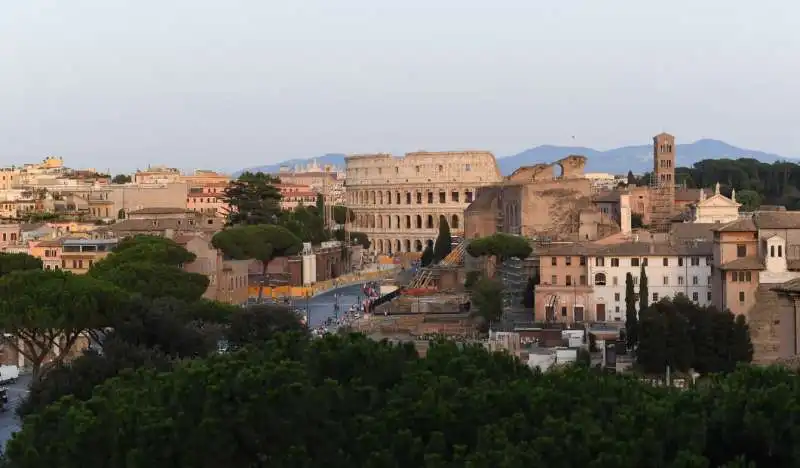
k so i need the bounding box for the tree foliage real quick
[212,224,302,300]
[467,233,532,262]
[90,236,208,302]
[227,304,307,350]
[8,333,800,467]
[332,205,355,225]
[0,269,127,380]
[0,253,42,277]
[420,240,434,267]
[470,278,504,332]
[111,174,131,184]
[637,295,753,374]
[222,171,282,226]
[433,217,452,263]
[638,264,648,314]
[278,205,328,244]
[624,272,638,349]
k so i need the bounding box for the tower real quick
[650,133,676,231]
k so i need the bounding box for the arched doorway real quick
[414,240,423,252]
[404,239,411,252]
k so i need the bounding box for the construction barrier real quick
[247,266,399,298]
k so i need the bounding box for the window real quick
[614,293,620,301]
[580,256,586,266]
[692,292,699,302]
[678,257,684,267]
[691,257,700,266]
[415,166,420,173]
[706,256,712,265]
[633,277,639,285]
[779,245,783,257]
[595,257,605,267]
[678,276,684,285]
[737,244,746,257]
[631,258,640,267]
[615,306,620,313]
[551,275,557,285]
[692,276,698,285]
[611,258,620,267]
[566,275,572,286]
[451,192,460,203]
[643,258,648,266]
[707,276,711,285]
[612,276,618,286]
[551,257,557,266]
[439,192,446,203]
[561,307,567,317]
[663,258,669,267]
[594,273,607,286]
[739,291,745,302]
[580,275,587,285]
[565,257,572,266]
[771,245,775,257]
[652,293,659,302]
[707,291,712,301]
[663,276,669,285]
[416,192,422,204]
[465,164,471,171]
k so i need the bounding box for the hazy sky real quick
[1,0,798,173]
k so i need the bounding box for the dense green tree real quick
[111,174,132,184]
[332,205,355,225]
[637,296,751,374]
[212,224,303,301]
[638,264,648,314]
[466,233,533,262]
[463,270,481,290]
[625,272,638,349]
[522,274,537,308]
[107,235,196,265]
[736,189,761,211]
[420,240,434,267]
[315,193,324,214]
[470,278,504,332]
[278,205,329,244]
[0,253,42,277]
[222,171,282,226]
[227,304,307,350]
[8,333,800,467]
[433,217,452,263]
[0,269,127,380]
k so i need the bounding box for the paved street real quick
[0,375,31,452]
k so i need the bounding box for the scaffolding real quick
[649,175,675,233]
[408,242,467,289]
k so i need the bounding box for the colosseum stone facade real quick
[345,151,503,254]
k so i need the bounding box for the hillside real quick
[236,140,794,177]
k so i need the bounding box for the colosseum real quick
[345,151,503,254]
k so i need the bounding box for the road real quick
[0,283,370,451]
[301,283,368,328]
[0,375,31,452]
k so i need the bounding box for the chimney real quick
[619,194,632,235]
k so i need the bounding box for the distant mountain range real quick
[236,139,795,177]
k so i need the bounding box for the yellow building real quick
[60,238,117,274]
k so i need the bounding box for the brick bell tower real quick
[650,132,676,231]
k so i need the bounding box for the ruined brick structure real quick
[344,151,503,253]
[464,155,618,241]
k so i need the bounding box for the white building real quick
[585,172,625,193]
[687,182,741,224]
[587,241,714,322]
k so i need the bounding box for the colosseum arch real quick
[378,191,383,204]
[439,214,447,227]
[415,215,422,229]
[405,216,411,229]
[393,215,400,229]
[414,240,423,252]
[426,215,434,229]
[385,191,391,204]
[377,216,383,228]
[395,239,401,253]
[404,239,411,252]
[451,214,459,229]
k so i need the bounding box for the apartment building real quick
[32,238,63,270]
[60,238,117,274]
[536,239,712,323]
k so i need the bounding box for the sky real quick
[1,0,798,173]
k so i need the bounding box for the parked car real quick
[0,365,19,384]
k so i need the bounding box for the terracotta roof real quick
[670,223,716,242]
[712,218,757,232]
[129,207,190,215]
[753,211,800,229]
[36,238,63,247]
[539,239,712,257]
[719,257,764,270]
[772,278,800,294]
[675,188,708,202]
[592,191,622,203]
